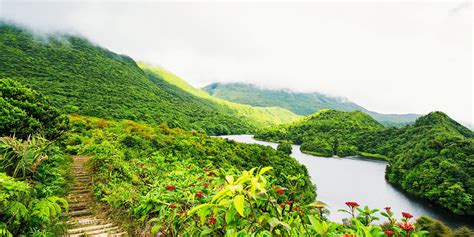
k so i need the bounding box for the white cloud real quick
[1,0,472,123]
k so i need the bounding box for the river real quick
[219,135,473,229]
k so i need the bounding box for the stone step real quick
[67,223,114,234]
[69,209,92,217]
[70,190,91,195]
[72,169,88,175]
[68,226,120,237]
[109,231,128,237]
[67,217,102,226]
[69,204,88,211]
[72,184,91,189]
[71,186,91,191]
[68,193,92,199]
[73,169,87,172]
[73,172,87,176]
[68,197,93,203]
[70,189,92,195]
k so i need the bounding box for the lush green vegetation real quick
[256,110,384,157]
[277,141,293,154]
[0,23,299,136]
[257,110,474,216]
[361,112,474,216]
[0,79,68,140]
[203,82,421,126]
[63,115,315,233]
[0,81,71,236]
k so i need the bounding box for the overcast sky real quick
[1,0,472,123]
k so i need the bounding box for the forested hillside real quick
[256,110,385,157]
[204,82,421,126]
[360,112,474,216]
[140,64,301,125]
[256,110,474,216]
[0,23,298,135]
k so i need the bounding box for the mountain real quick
[139,64,301,125]
[203,82,421,126]
[257,110,474,215]
[0,23,299,135]
[365,112,474,215]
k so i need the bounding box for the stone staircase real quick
[65,156,127,237]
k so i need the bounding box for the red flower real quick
[402,212,413,219]
[207,171,215,176]
[384,229,394,236]
[208,217,217,224]
[345,201,359,208]
[274,187,286,195]
[294,206,302,212]
[197,177,203,181]
[203,182,209,187]
[165,185,176,191]
[169,203,176,209]
[384,207,391,214]
[342,235,356,237]
[398,222,415,232]
[285,200,292,205]
[189,184,195,187]
[196,191,204,198]
[279,203,286,208]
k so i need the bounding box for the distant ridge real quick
[203,82,421,126]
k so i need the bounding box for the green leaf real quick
[225,175,234,184]
[259,167,273,175]
[233,195,245,217]
[200,227,213,236]
[188,203,212,216]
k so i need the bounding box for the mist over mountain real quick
[204,82,422,126]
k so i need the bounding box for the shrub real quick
[0,78,68,140]
[0,173,68,236]
[277,141,292,154]
[453,226,474,237]
[0,136,49,178]
[415,216,452,237]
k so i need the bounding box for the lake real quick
[219,135,474,229]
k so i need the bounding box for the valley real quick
[0,22,472,236]
[221,135,474,229]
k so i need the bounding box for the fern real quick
[5,201,28,224]
[0,223,13,237]
[31,196,68,226]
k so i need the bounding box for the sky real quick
[0,0,472,123]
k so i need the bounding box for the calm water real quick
[219,135,474,228]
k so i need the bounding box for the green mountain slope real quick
[362,112,474,215]
[203,82,421,126]
[140,64,301,126]
[257,110,474,215]
[0,23,297,135]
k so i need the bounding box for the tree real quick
[277,140,292,154]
